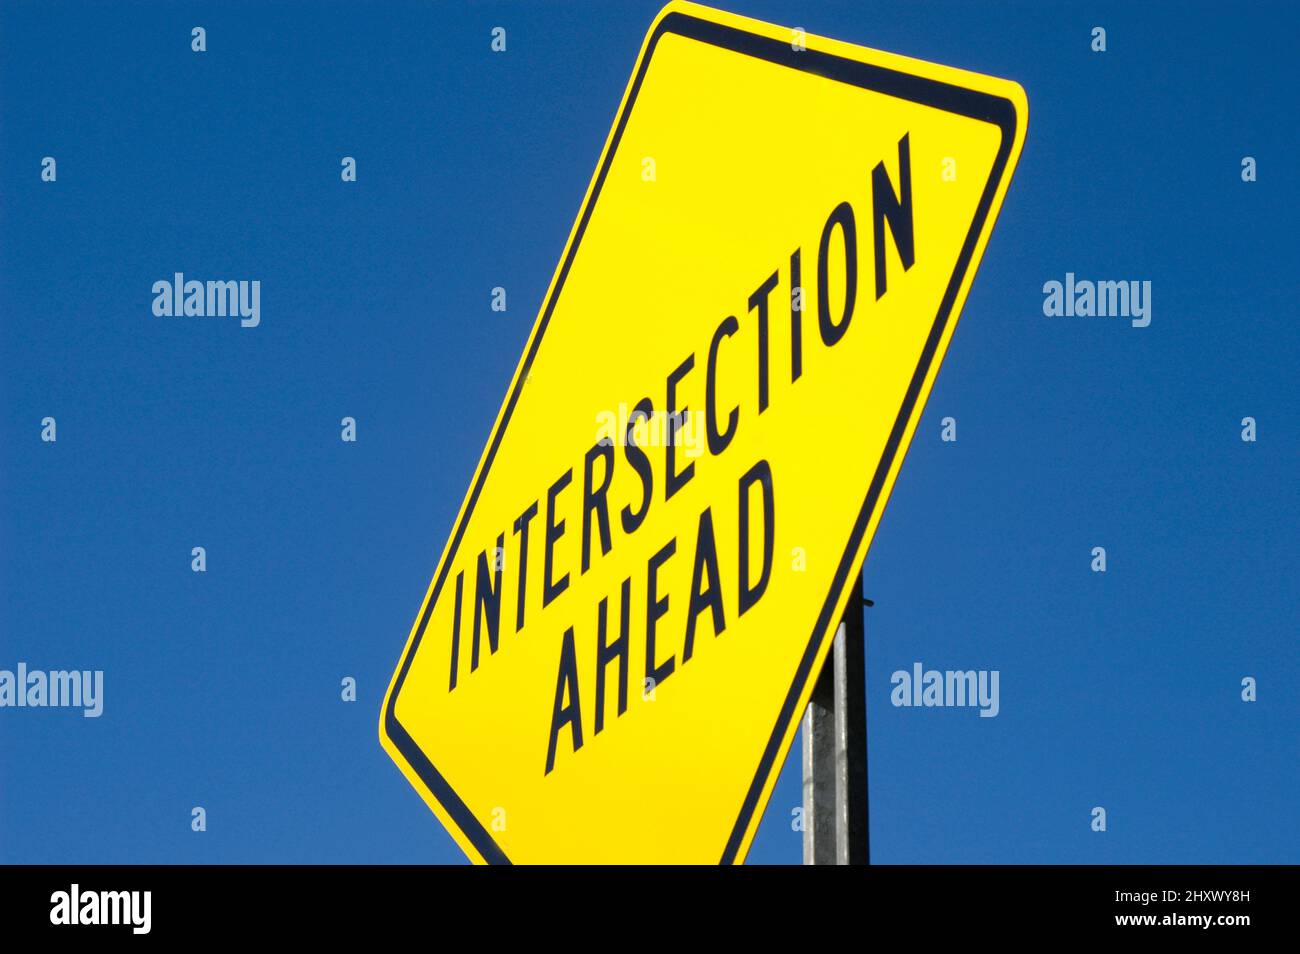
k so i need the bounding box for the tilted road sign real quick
[381,0,1026,864]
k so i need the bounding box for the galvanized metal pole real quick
[801,638,837,864]
[802,574,870,865]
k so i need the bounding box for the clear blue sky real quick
[1,0,1295,864]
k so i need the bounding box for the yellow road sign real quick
[381,0,1026,864]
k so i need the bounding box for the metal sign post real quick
[802,575,871,865]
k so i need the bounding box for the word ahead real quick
[380,0,1026,864]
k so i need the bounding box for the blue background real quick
[1,0,1295,864]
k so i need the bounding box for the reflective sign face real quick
[381,0,1026,864]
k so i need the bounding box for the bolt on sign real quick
[381,0,1027,863]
